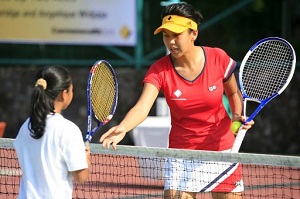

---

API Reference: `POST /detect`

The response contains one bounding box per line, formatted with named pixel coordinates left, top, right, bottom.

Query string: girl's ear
left=56, top=90, right=67, bottom=102
left=191, top=30, right=198, bottom=41
left=61, top=90, right=69, bottom=101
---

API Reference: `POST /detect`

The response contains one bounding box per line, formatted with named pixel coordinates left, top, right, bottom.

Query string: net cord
left=1, top=138, right=299, bottom=168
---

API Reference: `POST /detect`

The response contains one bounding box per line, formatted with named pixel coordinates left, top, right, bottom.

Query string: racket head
left=86, top=60, right=118, bottom=142
left=232, top=37, right=296, bottom=153
left=239, top=37, right=296, bottom=103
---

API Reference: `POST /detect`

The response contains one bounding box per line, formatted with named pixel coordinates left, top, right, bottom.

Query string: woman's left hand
left=240, top=116, right=255, bottom=130
left=232, top=115, right=255, bottom=131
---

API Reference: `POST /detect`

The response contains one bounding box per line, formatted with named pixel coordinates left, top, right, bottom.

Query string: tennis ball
left=231, top=121, right=242, bottom=134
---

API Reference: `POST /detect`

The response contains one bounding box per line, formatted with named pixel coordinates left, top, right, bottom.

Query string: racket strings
left=242, top=40, right=294, bottom=100
left=91, top=63, right=117, bottom=121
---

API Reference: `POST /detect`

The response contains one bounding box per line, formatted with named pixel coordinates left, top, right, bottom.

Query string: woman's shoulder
left=202, top=46, right=227, bottom=55
left=151, top=55, right=172, bottom=68
left=202, top=46, right=232, bottom=62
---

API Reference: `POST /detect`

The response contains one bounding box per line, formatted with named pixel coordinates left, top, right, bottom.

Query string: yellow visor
left=154, top=15, right=198, bottom=35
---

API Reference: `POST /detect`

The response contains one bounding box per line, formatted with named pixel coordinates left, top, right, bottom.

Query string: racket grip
left=85, top=140, right=90, bottom=147
left=85, top=134, right=92, bottom=142
left=230, top=127, right=248, bottom=153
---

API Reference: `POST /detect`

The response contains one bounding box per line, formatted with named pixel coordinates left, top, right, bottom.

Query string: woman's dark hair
left=161, top=3, right=203, bottom=25
left=29, top=65, right=72, bottom=139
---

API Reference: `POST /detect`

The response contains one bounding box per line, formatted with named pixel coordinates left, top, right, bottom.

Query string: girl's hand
left=85, top=146, right=91, bottom=169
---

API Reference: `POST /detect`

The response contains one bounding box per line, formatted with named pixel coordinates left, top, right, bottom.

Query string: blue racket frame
left=85, top=60, right=118, bottom=143
left=239, top=37, right=296, bottom=124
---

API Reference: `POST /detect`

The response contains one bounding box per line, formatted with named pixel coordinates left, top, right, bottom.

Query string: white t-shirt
left=14, top=113, right=88, bottom=199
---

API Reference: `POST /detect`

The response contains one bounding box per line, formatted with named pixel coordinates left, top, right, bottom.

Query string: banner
left=0, top=0, right=137, bottom=46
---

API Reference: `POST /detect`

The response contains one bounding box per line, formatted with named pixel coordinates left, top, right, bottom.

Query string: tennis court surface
left=0, top=138, right=299, bottom=199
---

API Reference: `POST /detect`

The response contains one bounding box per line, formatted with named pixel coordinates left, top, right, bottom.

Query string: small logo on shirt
left=174, top=89, right=182, bottom=97
left=208, top=85, right=217, bottom=91
left=171, top=89, right=186, bottom=100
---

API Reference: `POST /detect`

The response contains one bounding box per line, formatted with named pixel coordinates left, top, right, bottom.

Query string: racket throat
left=85, top=134, right=92, bottom=142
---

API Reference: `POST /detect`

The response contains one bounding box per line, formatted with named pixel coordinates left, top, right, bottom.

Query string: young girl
left=14, top=65, right=90, bottom=198
left=100, top=3, right=254, bottom=199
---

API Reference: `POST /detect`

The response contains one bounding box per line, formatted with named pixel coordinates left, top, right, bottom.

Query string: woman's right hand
left=100, top=126, right=127, bottom=149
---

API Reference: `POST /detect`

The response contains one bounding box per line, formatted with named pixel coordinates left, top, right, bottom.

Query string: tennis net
left=0, top=138, right=299, bottom=199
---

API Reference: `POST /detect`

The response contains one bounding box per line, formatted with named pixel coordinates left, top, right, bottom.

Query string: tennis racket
left=85, top=60, right=118, bottom=145
left=230, top=37, right=296, bottom=153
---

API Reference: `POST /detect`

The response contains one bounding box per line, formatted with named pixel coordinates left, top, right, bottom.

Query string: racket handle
left=230, top=127, right=248, bottom=153
left=85, top=140, right=90, bottom=147
left=84, top=134, right=91, bottom=146
left=85, top=134, right=92, bottom=143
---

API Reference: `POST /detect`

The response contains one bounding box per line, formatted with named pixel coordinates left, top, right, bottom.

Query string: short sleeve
left=142, top=55, right=172, bottom=91
left=216, top=48, right=237, bottom=81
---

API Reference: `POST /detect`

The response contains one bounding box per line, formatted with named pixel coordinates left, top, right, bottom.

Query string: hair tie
left=35, top=78, right=47, bottom=90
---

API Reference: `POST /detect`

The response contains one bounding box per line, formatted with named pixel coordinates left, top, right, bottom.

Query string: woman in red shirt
left=100, top=3, right=254, bottom=199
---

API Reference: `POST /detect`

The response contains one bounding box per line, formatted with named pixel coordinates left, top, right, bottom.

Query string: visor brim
left=154, top=24, right=189, bottom=35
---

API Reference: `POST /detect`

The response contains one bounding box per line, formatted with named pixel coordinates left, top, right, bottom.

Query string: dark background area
left=0, top=0, right=299, bottom=155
